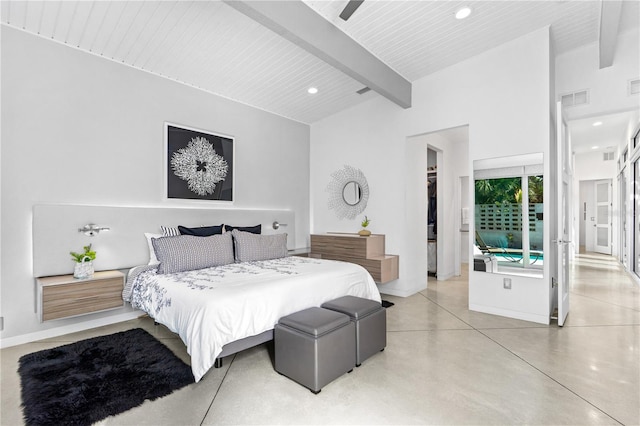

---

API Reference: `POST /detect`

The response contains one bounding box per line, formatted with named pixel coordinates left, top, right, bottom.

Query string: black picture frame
left=165, top=123, right=234, bottom=202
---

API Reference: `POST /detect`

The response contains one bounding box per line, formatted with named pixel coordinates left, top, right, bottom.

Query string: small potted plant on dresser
left=70, top=244, right=96, bottom=279
left=358, top=216, right=371, bottom=237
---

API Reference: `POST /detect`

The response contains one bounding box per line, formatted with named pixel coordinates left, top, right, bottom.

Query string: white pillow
left=145, top=227, right=180, bottom=265
left=144, top=233, right=162, bottom=265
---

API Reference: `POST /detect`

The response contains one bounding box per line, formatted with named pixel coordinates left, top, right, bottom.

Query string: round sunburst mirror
left=326, top=165, right=369, bottom=219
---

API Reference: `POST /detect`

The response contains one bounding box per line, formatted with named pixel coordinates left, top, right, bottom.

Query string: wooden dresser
left=37, top=270, right=125, bottom=322
left=310, top=233, right=399, bottom=284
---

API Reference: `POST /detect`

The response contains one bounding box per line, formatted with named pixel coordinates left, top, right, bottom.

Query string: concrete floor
left=1, top=252, right=638, bottom=425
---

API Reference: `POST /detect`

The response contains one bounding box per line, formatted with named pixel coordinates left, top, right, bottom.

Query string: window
left=474, top=153, right=544, bottom=273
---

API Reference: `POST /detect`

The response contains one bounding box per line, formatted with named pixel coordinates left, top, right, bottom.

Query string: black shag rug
left=18, top=328, right=193, bottom=426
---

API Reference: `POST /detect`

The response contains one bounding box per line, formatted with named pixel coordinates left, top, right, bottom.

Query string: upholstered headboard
left=32, top=204, right=295, bottom=277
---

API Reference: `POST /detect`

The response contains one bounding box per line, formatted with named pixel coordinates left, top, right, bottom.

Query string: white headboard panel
left=33, top=204, right=295, bottom=277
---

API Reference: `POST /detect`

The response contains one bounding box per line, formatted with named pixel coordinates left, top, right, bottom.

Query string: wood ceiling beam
left=598, top=0, right=623, bottom=69
left=223, top=0, right=412, bottom=109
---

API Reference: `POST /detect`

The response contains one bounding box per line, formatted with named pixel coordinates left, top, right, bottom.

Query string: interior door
left=634, top=159, right=640, bottom=279
left=619, top=171, right=627, bottom=267
left=594, top=180, right=612, bottom=254
left=556, top=102, right=572, bottom=326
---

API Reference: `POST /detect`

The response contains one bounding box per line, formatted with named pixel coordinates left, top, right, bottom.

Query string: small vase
left=74, top=261, right=94, bottom=279
left=358, top=229, right=371, bottom=237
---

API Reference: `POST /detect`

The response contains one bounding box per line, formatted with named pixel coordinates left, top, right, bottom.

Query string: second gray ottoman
left=275, top=307, right=356, bottom=394
left=322, top=296, right=386, bottom=366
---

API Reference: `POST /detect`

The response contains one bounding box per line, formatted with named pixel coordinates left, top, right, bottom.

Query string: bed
left=123, top=229, right=381, bottom=382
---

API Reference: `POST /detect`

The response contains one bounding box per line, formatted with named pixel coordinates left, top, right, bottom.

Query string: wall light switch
left=503, top=278, right=512, bottom=289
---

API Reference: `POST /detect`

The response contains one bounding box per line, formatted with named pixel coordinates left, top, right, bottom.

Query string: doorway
left=405, top=126, right=469, bottom=286
left=594, top=180, right=612, bottom=255
left=427, top=148, right=438, bottom=277
left=578, top=179, right=612, bottom=254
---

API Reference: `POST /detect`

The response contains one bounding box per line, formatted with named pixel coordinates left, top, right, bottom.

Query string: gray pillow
left=152, top=233, right=234, bottom=274
left=232, top=229, right=288, bottom=262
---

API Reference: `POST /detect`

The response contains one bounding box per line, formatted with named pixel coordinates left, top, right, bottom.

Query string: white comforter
left=127, top=257, right=381, bottom=382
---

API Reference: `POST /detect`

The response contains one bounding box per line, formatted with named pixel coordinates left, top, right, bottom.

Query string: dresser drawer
left=310, top=233, right=399, bottom=284
left=310, top=233, right=385, bottom=258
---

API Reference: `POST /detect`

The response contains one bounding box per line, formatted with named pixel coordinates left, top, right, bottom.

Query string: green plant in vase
left=358, top=216, right=371, bottom=237
left=70, top=244, right=96, bottom=279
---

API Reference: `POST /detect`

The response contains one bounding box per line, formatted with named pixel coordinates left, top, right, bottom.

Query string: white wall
left=556, top=28, right=640, bottom=120
left=311, top=27, right=553, bottom=323
left=0, top=27, right=310, bottom=343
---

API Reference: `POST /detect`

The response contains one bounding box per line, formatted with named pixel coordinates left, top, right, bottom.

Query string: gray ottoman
left=275, top=307, right=356, bottom=394
left=322, top=296, right=386, bottom=366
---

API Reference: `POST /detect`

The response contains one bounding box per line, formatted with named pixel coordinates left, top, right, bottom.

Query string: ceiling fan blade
left=339, top=0, right=364, bottom=21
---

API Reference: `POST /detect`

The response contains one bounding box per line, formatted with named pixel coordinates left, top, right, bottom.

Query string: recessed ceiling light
left=455, top=6, right=472, bottom=20
left=591, top=146, right=599, bottom=150
left=307, top=87, right=318, bottom=94
left=592, top=121, right=603, bottom=126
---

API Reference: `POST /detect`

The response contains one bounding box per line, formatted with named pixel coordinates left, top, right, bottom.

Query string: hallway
left=569, top=252, right=640, bottom=322
left=411, top=251, right=639, bottom=425
left=1, top=253, right=638, bottom=425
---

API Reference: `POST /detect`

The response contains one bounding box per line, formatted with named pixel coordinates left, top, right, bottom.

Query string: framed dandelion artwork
left=165, top=123, right=234, bottom=202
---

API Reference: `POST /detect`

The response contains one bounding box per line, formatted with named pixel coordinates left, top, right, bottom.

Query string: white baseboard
left=379, top=281, right=427, bottom=297
left=436, top=271, right=455, bottom=281
left=469, top=303, right=549, bottom=325
left=0, top=311, right=144, bottom=349
left=627, top=269, right=640, bottom=286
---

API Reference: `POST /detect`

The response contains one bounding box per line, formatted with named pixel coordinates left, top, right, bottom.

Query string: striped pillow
left=160, top=226, right=180, bottom=237
left=152, top=233, right=234, bottom=274
left=232, top=229, right=288, bottom=262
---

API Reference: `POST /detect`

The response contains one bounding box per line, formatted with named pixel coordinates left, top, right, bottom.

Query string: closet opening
left=406, top=125, right=469, bottom=288
left=427, top=148, right=438, bottom=277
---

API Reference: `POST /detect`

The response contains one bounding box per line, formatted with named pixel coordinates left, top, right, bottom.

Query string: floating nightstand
left=37, top=270, right=125, bottom=322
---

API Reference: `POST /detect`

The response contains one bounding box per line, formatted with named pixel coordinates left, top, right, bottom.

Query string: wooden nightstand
left=37, top=270, right=125, bottom=322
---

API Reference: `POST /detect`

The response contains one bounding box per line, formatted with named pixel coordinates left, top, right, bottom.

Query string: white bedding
left=127, top=256, right=381, bottom=382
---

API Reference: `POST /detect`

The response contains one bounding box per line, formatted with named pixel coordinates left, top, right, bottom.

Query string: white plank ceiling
left=2, top=1, right=639, bottom=124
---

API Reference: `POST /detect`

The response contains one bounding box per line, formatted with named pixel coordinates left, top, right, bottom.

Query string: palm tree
left=475, top=177, right=521, bottom=205
left=528, top=175, right=543, bottom=203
